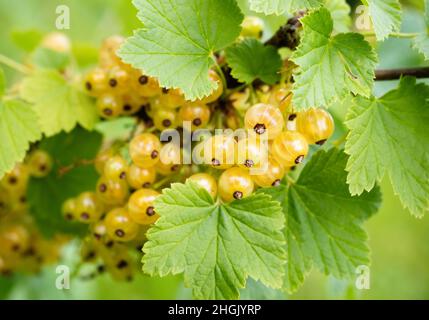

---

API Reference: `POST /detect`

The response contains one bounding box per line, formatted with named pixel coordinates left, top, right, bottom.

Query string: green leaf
left=95, top=116, right=137, bottom=141
left=248, top=0, right=323, bottom=15
left=10, top=29, right=43, bottom=52
left=20, top=70, right=98, bottom=136
left=27, top=127, right=102, bottom=237
left=226, top=38, right=282, bottom=84
left=0, top=67, right=5, bottom=98
left=412, top=0, right=429, bottom=60
left=325, top=0, right=351, bottom=33
left=142, top=181, right=286, bottom=299
left=412, top=33, right=429, bottom=60
left=291, top=8, right=377, bottom=110
left=39, top=126, right=103, bottom=166
left=0, top=275, right=17, bottom=299
left=27, top=166, right=97, bottom=237
left=0, top=100, right=41, bottom=179
left=259, top=148, right=381, bottom=293
left=118, top=0, right=243, bottom=101
left=345, top=77, right=429, bottom=217
left=240, top=279, right=285, bottom=300
left=32, top=47, right=70, bottom=70
left=366, top=0, right=402, bottom=41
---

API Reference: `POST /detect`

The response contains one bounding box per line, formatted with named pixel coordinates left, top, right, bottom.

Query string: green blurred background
left=0, top=0, right=428, bottom=299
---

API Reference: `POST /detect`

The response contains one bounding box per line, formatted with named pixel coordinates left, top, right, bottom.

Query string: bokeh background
left=0, top=0, right=428, bottom=299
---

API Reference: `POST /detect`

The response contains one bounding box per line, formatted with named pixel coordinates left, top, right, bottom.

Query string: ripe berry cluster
left=84, top=36, right=221, bottom=132
left=0, top=151, right=66, bottom=276
left=60, top=25, right=335, bottom=281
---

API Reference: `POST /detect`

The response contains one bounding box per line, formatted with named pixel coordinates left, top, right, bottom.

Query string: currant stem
left=361, top=31, right=419, bottom=39
left=0, top=53, right=32, bottom=74
left=286, top=175, right=296, bottom=185
left=332, top=132, right=348, bottom=148
left=226, top=83, right=247, bottom=95
left=212, top=56, right=228, bottom=95
left=58, top=159, right=95, bottom=176
left=152, top=174, right=176, bottom=190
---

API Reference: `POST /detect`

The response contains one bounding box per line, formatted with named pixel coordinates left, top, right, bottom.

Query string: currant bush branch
left=375, top=67, right=429, bottom=80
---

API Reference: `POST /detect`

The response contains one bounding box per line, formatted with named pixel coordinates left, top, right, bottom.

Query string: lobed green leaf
left=291, top=8, right=377, bottom=110
left=118, top=0, right=243, bottom=101
left=259, top=148, right=381, bottom=293
left=20, top=70, right=98, bottom=136
left=226, top=38, right=282, bottom=84
left=143, top=181, right=286, bottom=299
left=345, top=77, right=429, bottom=217
left=0, top=100, right=41, bottom=179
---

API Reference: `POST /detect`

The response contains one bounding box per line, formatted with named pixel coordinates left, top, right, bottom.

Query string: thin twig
left=375, top=67, right=429, bottom=81
left=58, top=159, right=95, bottom=176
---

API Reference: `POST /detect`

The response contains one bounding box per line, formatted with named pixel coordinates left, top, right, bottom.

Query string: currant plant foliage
left=291, top=7, right=377, bottom=110
left=226, top=38, right=282, bottom=84
left=1, top=0, right=429, bottom=300
left=345, top=77, right=429, bottom=217
left=20, top=70, right=98, bottom=136
left=143, top=181, right=286, bottom=299
left=118, top=0, right=244, bottom=100
left=259, top=149, right=381, bottom=292
left=0, top=100, right=41, bottom=178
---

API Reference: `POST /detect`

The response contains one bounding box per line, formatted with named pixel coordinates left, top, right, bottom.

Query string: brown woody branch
left=375, top=67, right=429, bottom=81
left=266, top=13, right=429, bottom=81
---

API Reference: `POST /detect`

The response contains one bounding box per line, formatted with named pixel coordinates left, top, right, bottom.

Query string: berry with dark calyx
left=245, top=103, right=284, bottom=140
left=133, top=72, right=161, bottom=97
left=0, top=225, right=30, bottom=256
left=96, top=94, right=123, bottom=119
left=156, top=143, right=182, bottom=176
left=127, top=189, right=160, bottom=225
left=251, top=157, right=286, bottom=188
left=237, top=137, right=268, bottom=170
left=127, top=164, right=156, bottom=190
left=153, top=108, right=177, bottom=131
left=179, top=103, right=211, bottom=130
left=240, top=16, right=264, bottom=39
left=27, top=150, right=52, bottom=178
left=91, top=220, right=108, bottom=241
left=271, top=131, right=309, bottom=167
left=202, top=134, right=237, bottom=170
left=218, top=167, right=254, bottom=202
left=121, top=94, right=146, bottom=115
left=62, top=198, right=78, bottom=221
left=96, top=177, right=129, bottom=206
left=106, top=66, right=129, bottom=93
left=84, top=68, right=108, bottom=97
left=1, top=163, right=29, bottom=192
left=105, top=208, right=139, bottom=242
left=75, top=192, right=103, bottom=224
left=295, top=108, right=335, bottom=145
left=129, top=133, right=161, bottom=168
left=104, top=155, right=129, bottom=182
left=158, top=88, right=185, bottom=109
